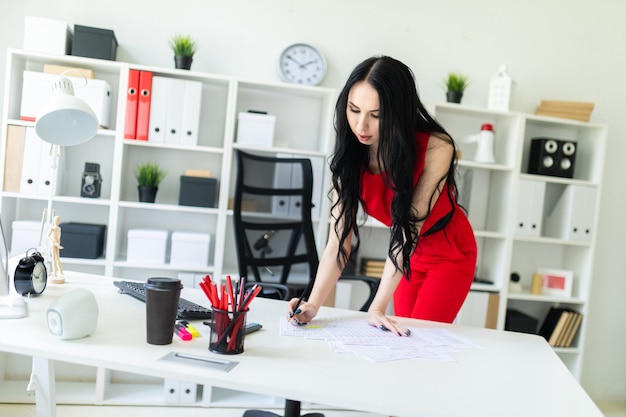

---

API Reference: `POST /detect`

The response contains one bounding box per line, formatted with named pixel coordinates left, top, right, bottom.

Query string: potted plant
left=443, top=72, right=469, bottom=103
left=134, top=162, right=166, bottom=203
left=170, top=34, right=197, bottom=70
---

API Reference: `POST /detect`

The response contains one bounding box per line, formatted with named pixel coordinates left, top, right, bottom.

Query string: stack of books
left=360, top=258, right=385, bottom=278
left=535, top=100, right=594, bottom=122
left=538, top=307, right=584, bottom=348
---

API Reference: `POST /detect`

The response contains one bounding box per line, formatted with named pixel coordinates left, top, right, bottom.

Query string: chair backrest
left=233, top=150, right=319, bottom=290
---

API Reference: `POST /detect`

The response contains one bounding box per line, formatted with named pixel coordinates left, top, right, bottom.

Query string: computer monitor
left=0, top=219, right=26, bottom=318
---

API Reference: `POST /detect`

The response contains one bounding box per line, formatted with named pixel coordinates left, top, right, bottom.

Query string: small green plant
left=443, top=72, right=469, bottom=93
left=169, top=34, right=197, bottom=57
left=134, top=162, right=166, bottom=188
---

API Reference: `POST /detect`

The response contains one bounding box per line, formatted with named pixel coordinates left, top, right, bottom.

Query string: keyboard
left=113, top=280, right=212, bottom=320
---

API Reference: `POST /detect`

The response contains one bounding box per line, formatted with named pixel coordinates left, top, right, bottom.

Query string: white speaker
left=47, top=288, right=98, bottom=340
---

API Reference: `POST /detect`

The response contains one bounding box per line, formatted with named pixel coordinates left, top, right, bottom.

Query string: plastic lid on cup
left=146, top=277, right=183, bottom=290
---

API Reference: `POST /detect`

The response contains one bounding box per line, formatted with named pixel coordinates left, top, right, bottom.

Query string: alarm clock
left=14, top=249, right=47, bottom=296
left=278, top=43, right=327, bottom=86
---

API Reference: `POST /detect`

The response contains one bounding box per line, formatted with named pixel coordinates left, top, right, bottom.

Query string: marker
left=178, top=320, right=200, bottom=337
left=175, top=323, right=192, bottom=341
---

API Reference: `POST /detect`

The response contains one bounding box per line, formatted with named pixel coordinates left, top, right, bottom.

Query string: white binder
left=515, top=179, right=546, bottom=237
left=148, top=76, right=168, bottom=143
left=19, top=127, right=42, bottom=195
left=272, top=155, right=292, bottom=216
left=545, top=185, right=597, bottom=241
left=162, top=378, right=180, bottom=404
left=180, top=80, right=202, bottom=146
left=307, top=155, right=325, bottom=220
left=457, top=167, right=491, bottom=231
left=164, top=78, right=185, bottom=145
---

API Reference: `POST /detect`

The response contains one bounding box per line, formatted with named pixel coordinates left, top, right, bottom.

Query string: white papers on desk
left=279, top=316, right=478, bottom=363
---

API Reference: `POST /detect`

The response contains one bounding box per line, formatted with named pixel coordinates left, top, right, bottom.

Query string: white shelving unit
left=0, top=49, right=606, bottom=406
left=434, top=103, right=606, bottom=380
left=0, top=48, right=338, bottom=410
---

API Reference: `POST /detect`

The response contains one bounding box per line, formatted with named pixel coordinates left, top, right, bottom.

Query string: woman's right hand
left=287, top=298, right=319, bottom=326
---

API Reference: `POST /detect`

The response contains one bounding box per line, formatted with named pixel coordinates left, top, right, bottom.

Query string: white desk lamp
left=33, top=73, right=98, bottom=283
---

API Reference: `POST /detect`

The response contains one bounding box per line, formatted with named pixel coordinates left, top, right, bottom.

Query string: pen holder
left=209, top=308, right=248, bottom=354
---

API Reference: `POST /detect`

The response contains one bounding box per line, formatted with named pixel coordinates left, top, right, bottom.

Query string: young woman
left=289, top=56, right=477, bottom=336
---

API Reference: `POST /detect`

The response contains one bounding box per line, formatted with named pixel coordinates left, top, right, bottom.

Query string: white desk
left=0, top=273, right=603, bottom=417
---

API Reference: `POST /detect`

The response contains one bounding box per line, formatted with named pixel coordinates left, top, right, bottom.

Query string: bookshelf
left=0, top=49, right=606, bottom=407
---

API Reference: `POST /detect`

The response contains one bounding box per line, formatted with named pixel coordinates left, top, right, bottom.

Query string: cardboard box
left=236, top=112, right=276, bottom=147
left=23, top=16, right=73, bottom=55
left=21, top=71, right=112, bottom=128
left=59, top=223, right=106, bottom=259
left=179, top=176, right=217, bottom=208
left=127, top=229, right=168, bottom=264
left=170, top=232, right=210, bottom=267
left=71, top=24, right=118, bottom=61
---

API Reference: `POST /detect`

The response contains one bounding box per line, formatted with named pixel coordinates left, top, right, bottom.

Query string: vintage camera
left=81, top=162, right=102, bottom=198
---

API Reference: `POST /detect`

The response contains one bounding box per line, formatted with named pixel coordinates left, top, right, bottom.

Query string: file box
left=170, top=232, right=211, bottom=267
left=178, top=176, right=218, bottom=208
left=71, top=24, right=118, bottom=61
left=21, top=71, right=112, bottom=128
left=127, top=229, right=168, bottom=264
left=23, top=16, right=73, bottom=55
left=10, top=220, right=42, bottom=257
left=236, top=112, right=276, bottom=147
left=59, top=223, right=106, bottom=259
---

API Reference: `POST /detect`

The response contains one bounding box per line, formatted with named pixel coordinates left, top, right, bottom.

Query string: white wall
left=1, top=0, right=625, bottom=403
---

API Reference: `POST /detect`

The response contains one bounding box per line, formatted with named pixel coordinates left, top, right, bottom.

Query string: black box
left=71, top=25, right=118, bottom=61
left=179, top=176, right=218, bottom=208
left=505, top=309, right=539, bottom=334
left=59, top=223, right=106, bottom=259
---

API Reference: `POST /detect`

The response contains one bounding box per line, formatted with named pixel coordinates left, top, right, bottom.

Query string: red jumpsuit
left=360, top=132, right=477, bottom=323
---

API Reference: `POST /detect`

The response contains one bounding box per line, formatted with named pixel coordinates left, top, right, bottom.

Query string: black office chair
left=233, top=150, right=377, bottom=417
left=233, top=150, right=319, bottom=299
left=244, top=281, right=290, bottom=301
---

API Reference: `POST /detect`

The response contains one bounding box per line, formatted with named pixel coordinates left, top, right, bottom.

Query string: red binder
left=136, top=71, right=153, bottom=141
left=123, top=69, right=140, bottom=139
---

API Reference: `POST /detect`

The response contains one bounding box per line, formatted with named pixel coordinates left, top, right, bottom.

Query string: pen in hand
left=289, top=279, right=315, bottom=326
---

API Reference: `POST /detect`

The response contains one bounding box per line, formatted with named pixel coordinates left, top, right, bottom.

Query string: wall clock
left=14, top=249, right=47, bottom=296
left=278, top=43, right=327, bottom=86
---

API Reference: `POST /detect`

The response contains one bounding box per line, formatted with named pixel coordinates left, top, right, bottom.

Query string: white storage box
left=23, top=16, right=73, bottom=55
left=21, top=71, right=112, bottom=128
left=126, top=229, right=168, bottom=264
left=11, top=220, right=43, bottom=257
left=236, top=112, right=276, bottom=147
left=170, top=232, right=210, bottom=267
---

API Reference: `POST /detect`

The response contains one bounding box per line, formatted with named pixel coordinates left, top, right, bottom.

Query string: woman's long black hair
left=330, top=56, right=458, bottom=278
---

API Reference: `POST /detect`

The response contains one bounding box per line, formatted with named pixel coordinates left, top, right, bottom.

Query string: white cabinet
left=433, top=103, right=606, bottom=380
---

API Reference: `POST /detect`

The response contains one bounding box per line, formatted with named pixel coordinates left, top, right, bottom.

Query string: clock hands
left=286, top=55, right=304, bottom=66
left=300, top=59, right=318, bottom=68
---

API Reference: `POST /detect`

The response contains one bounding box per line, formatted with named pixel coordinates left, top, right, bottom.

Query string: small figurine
left=47, top=215, right=65, bottom=284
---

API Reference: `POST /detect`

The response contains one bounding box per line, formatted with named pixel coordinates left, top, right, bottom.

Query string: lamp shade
left=35, top=76, right=98, bottom=146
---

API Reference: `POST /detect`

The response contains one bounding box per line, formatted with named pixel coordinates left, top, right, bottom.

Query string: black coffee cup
left=145, top=277, right=182, bottom=345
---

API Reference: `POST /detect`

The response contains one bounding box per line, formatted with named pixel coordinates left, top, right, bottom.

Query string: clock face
left=279, top=43, right=326, bottom=86
left=32, top=262, right=47, bottom=293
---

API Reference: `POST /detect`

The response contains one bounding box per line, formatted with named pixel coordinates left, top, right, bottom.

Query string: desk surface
left=0, top=273, right=602, bottom=417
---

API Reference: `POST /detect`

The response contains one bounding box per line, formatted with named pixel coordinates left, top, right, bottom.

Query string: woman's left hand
left=367, top=309, right=411, bottom=337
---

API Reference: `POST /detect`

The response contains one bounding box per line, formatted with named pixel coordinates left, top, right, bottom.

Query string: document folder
left=123, top=69, right=140, bottom=139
